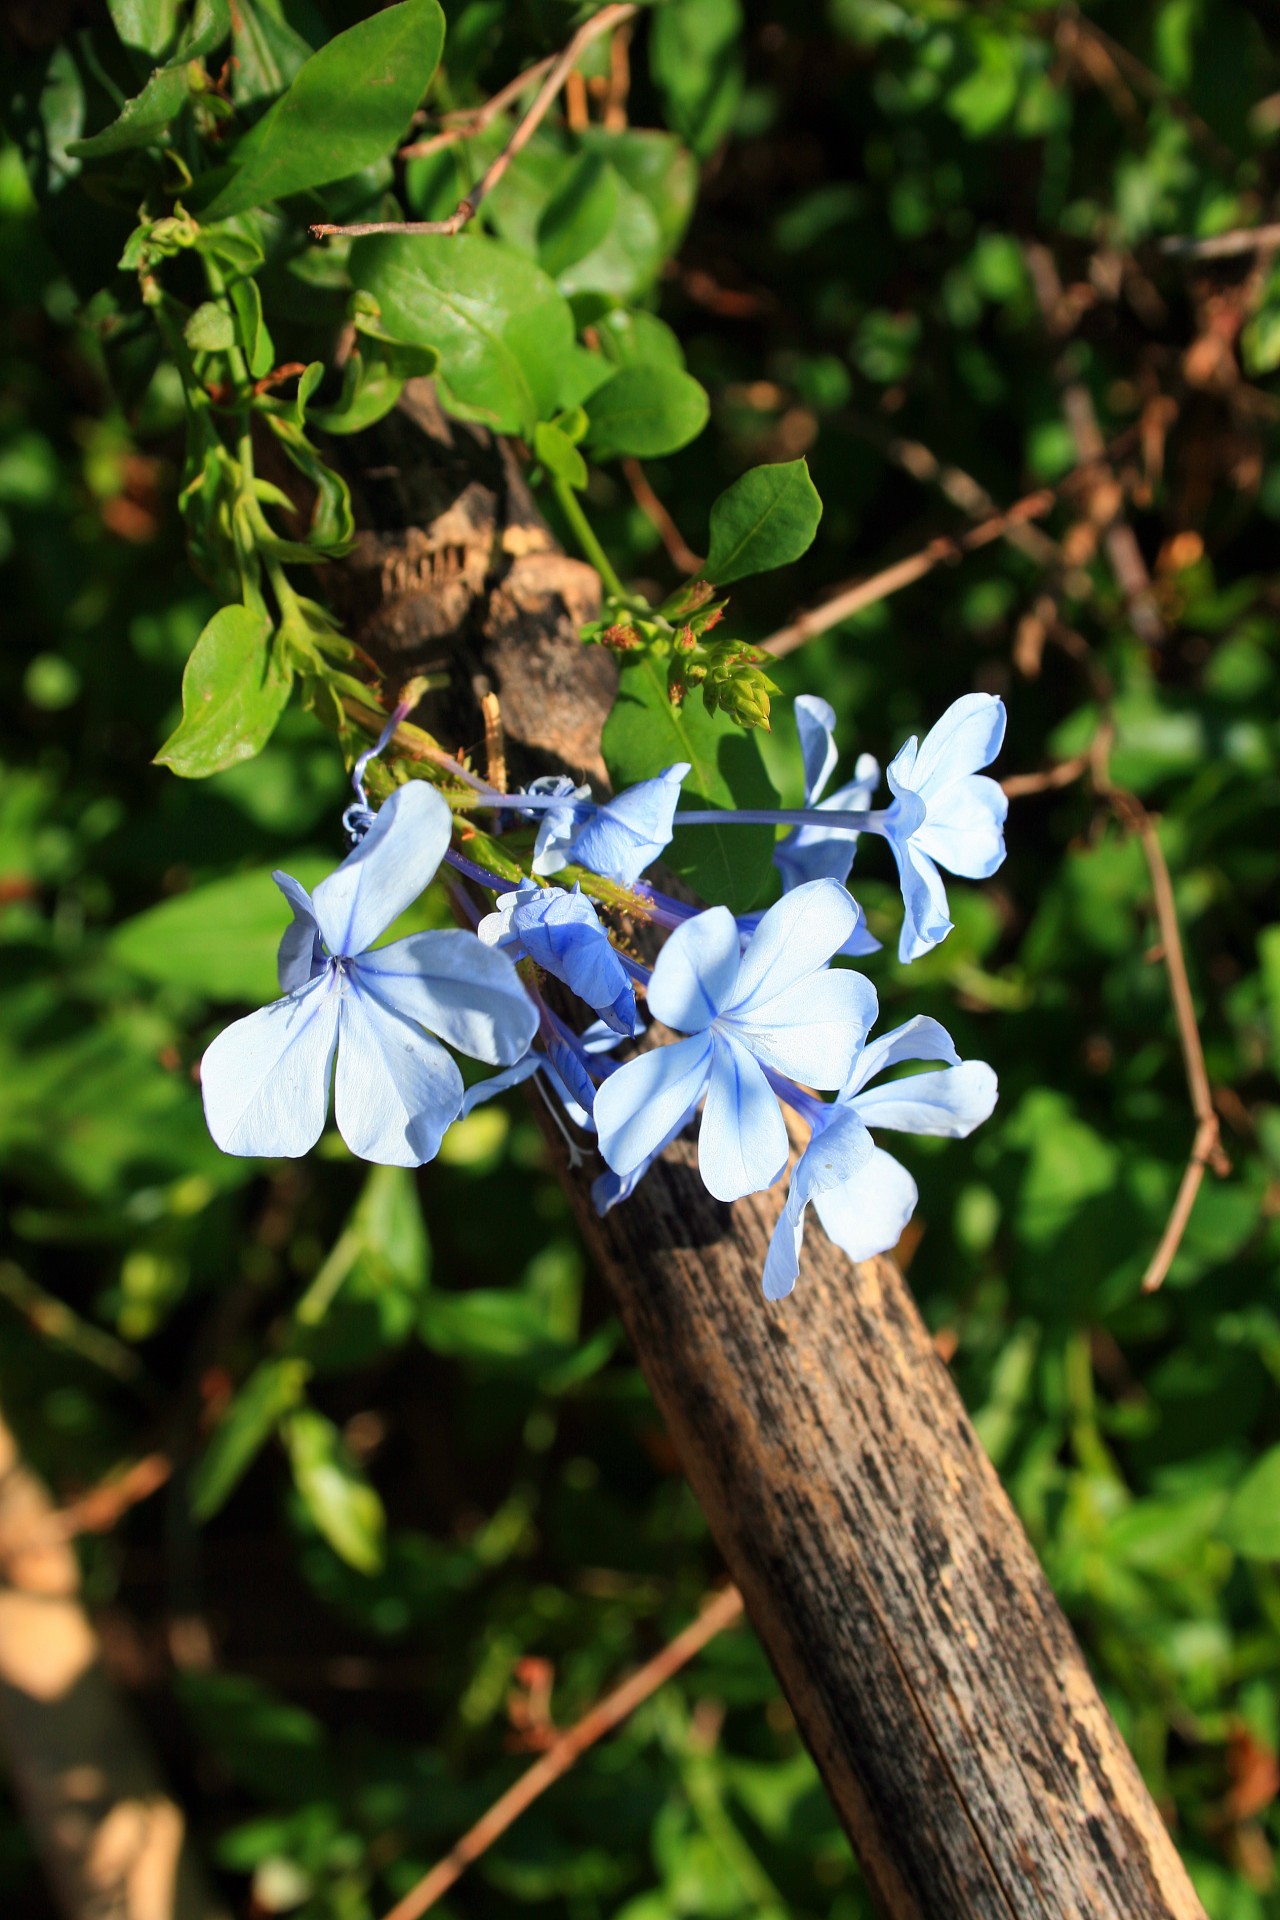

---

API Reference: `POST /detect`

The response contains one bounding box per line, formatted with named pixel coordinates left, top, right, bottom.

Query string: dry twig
left=379, top=1585, right=745, bottom=1920
left=1158, top=223, right=1280, bottom=261
left=313, top=5, right=638, bottom=242
left=622, top=458, right=704, bottom=574
left=398, top=54, right=557, bottom=161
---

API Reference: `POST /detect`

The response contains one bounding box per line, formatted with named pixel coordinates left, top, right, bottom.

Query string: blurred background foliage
left=3, top=0, right=1280, bottom=1915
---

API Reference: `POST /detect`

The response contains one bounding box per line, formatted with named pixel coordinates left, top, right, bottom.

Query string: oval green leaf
left=156, top=603, right=292, bottom=778
left=585, top=363, right=709, bottom=461
left=284, top=1409, right=386, bottom=1573
left=70, top=0, right=230, bottom=156
left=703, top=459, right=823, bottom=585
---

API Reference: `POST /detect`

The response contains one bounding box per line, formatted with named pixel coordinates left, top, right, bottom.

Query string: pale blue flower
left=568, top=762, right=691, bottom=886
left=882, top=693, right=1008, bottom=963
left=201, top=783, right=538, bottom=1166
left=776, top=695, right=881, bottom=899
left=762, top=1015, right=998, bottom=1300
left=462, top=1018, right=621, bottom=1133
left=594, top=880, right=877, bottom=1204
left=521, top=775, right=592, bottom=877
left=478, top=881, right=638, bottom=1036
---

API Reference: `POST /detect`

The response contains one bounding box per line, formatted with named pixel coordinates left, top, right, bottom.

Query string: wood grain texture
left=342, top=388, right=1208, bottom=1920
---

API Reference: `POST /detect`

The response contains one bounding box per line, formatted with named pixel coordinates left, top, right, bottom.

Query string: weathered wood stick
left=342, top=387, right=1208, bottom=1920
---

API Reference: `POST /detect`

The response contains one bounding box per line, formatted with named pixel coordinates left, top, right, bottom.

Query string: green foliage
left=703, top=460, right=823, bottom=586
left=584, top=362, right=710, bottom=460
left=155, top=603, right=291, bottom=776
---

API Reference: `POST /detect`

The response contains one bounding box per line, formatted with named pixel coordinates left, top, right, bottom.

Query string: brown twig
left=1057, top=11, right=1239, bottom=175
left=1158, top=223, right=1280, bottom=261
left=622, top=458, right=704, bottom=574
left=759, top=487, right=1058, bottom=658
left=397, top=54, right=558, bottom=160
left=43, top=1453, right=171, bottom=1545
left=1025, top=242, right=1166, bottom=646
left=1001, top=752, right=1092, bottom=799
left=313, top=5, right=638, bottom=242
left=379, top=1585, right=745, bottom=1920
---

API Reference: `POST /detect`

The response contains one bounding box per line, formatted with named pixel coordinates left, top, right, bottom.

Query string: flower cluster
left=200, top=693, right=1007, bottom=1298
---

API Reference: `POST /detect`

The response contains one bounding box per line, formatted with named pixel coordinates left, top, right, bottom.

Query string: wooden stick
left=1158, top=222, right=1280, bottom=260
left=313, top=5, right=638, bottom=242
left=379, top=1586, right=744, bottom=1920
left=759, top=487, right=1057, bottom=658
left=397, top=54, right=557, bottom=161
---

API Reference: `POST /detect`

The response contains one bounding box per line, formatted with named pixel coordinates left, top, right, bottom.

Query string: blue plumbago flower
left=882, top=693, right=1008, bottom=963
left=775, top=695, right=881, bottom=902
left=478, top=880, right=638, bottom=1036
left=521, top=776, right=593, bottom=877
left=463, top=1019, right=621, bottom=1133
left=201, top=783, right=538, bottom=1166
left=762, top=1014, right=998, bottom=1300
left=594, top=879, right=877, bottom=1205
left=567, top=762, right=691, bottom=886
left=593, top=1096, right=700, bottom=1216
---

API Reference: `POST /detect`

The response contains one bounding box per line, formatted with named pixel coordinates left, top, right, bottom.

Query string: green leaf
left=649, top=0, right=745, bottom=159
left=185, top=300, right=236, bottom=353
left=418, top=1290, right=569, bottom=1366
left=702, top=460, right=823, bottom=585
left=533, top=420, right=587, bottom=490
left=595, top=308, right=686, bottom=371
left=350, top=232, right=576, bottom=437
left=584, top=363, right=709, bottom=460
left=110, top=857, right=329, bottom=1002
left=577, top=128, right=698, bottom=254
left=155, top=604, right=292, bottom=778
left=1220, top=1446, right=1280, bottom=1560
left=230, top=0, right=313, bottom=109
left=109, top=0, right=182, bottom=58
left=283, top=1409, right=386, bottom=1573
left=537, top=151, right=619, bottom=279
left=190, top=1358, right=310, bottom=1520
left=69, top=0, right=230, bottom=157
left=602, top=654, right=777, bottom=911
left=200, top=0, right=445, bottom=218
left=229, top=276, right=275, bottom=378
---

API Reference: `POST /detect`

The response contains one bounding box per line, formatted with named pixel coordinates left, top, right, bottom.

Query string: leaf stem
left=550, top=476, right=629, bottom=602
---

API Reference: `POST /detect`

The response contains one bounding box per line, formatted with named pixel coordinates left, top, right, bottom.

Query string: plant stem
left=551, top=477, right=629, bottom=601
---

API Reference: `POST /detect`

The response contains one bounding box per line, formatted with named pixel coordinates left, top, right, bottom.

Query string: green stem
left=551, top=476, right=628, bottom=601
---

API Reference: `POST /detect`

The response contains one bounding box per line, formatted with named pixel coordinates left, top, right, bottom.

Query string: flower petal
left=697, top=1034, right=788, bottom=1203
left=646, top=905, right=742, bottom=1032
left=568, top=763, right=690, bottom=886
left=909, top=692, right=1006, bottom=795
left=762, top=1106, right=874, bottom=1300
left=592, top=1097, right=700, bottom=1215
left=728, top=879, right=858, bottom=1014
left=334, top=986, right=463, bottom=1166
left=812, top=1144, right=919, bottom=1265
left=729, top=968, right=877, bottom=1089
left=594, top=1032, right=713, bottom=1177
left=794, top=694, right=839, bottom=804
left=356, top=930, right=538, bottom=1066
left=913, top=773, right=1008, bottom=879
left=775, top=754, right=881, bottom=894
left=850, top=1060, right=998, bottom=1137
left=844, top=1014, right=961, bottom=1098
left=274, top=870, right=323, bottom=992
left=311, top=782, right=451, bottom=958
left=201, top=974, right=339, bottom=1158
left=889, top=838, right=952, bottom=963
left=461, top=1055, right=543, bottom=1116
left=491, top=884, right=637, bottom=1036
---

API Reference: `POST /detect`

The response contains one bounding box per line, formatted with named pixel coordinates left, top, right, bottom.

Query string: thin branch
left=622, top=457, right=704, bottom=575
left=1056, top=10, right=1239, bottom=175
left=45, top=1453, right=171, bottom=1545
left=379, top=1585, right=745, bottom=1920
left=314, top=5, right=638, bottom=243
left=1158, top=222, right=1280, bottom=261
left=1025, top=242, right=1166, bottom=647
left=398, top=54, right=557, bottom=161
left=759, top=487, right=1058, bottom=659
left=1001, top=752, right=1092, bottom=799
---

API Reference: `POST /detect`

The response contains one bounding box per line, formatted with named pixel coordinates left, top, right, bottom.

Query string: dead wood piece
left=0, top=1408, right=227, bottom=1920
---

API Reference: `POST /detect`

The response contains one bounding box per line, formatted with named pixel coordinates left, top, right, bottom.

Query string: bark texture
left=0, top=1408, right=227, bottom=1920
left=339, top=387, right=1208, bottom=1920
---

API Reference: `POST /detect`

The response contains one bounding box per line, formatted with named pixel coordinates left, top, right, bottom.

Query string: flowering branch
left=378, top=1585, right=745, bottom=1920
left=312, top=4, right=639, bottom=243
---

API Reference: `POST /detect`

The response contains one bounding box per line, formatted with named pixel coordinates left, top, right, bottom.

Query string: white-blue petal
left=334, top=986, right=462, bottom=1166
left=812, top=1144, right=918, bottom=1265
left=201, top=973, right=339, bottom=1158
left=794, top=694, right=839, bottom=804
left=646, top=905, right=741, bottom=1033
left=729, top=968, right=877, bottom=1089
left=274, top=870, right=323, bottom=992
left=594, top=1032, right=713, bottom=1177
left=311, top=782, right=451, bottom=958
left=728, top=879, right=857, bottom=1015
left=889, top=838, right=952, bottom=963
left=697, top=1034, right=788, bottom=1203
left=913, top=773, right=1008, bottom=879
left=355, top=931, right=538, bottom=1066
left=461, top=1055, right=544, bottom=1115
left=849, top=1060, right=998, bottom=1137
left=910, top=692, right=1006, bottom=795
left=761, top=1106, right=874, bottom=1300
left=843, top=1014, right=961, bottom=1099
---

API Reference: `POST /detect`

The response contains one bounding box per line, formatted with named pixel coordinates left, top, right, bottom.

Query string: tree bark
left=340, top=387, right=1209, bottom=1920
left=0, top=1408, right=228, bottom=1920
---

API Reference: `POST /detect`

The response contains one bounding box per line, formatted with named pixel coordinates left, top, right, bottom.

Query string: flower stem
left=675, top=807, right=887, bottom=833
left=551, top=477, right=629, bottom=602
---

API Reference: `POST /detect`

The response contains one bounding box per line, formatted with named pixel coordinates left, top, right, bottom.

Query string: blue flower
left=520, top=776, right=593, bottom=877
left=762, top=1015, right=998, bottom=1300
left=478, top=881, right=638, bottom=1036
left=594, top=880, right=877, bottom=1204
left=568, top=762, right=691, bottom=887
left=882, top=693, right=1008, bottom=963
left=201, top=783, right=538, bottom=1166
left=463, top=1018, right=621, bottom=1134
left=776, top=695, right=881, bottom=901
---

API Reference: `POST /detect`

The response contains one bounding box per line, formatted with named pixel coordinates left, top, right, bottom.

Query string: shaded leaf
left=703, top=460, right=823, bottom=585
left=155, top=604, right=292, bottom=777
